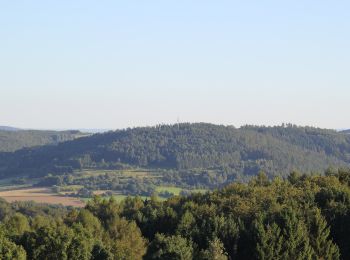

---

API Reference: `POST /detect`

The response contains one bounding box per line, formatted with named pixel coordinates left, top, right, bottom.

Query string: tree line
left=1, top=123, right=350, bottom=182
left=1, top=167, right=350, bottom=259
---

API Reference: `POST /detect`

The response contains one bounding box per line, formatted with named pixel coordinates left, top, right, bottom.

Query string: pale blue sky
left=1, top=1, right=349, bottom=129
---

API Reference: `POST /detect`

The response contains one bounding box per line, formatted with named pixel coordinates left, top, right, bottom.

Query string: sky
left=0, top=1, right=349, bottom=130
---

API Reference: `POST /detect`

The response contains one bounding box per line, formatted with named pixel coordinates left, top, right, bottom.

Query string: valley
left=0, top=123, right=349, bottom=206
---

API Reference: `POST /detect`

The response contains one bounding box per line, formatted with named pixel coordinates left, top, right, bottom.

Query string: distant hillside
left=0, top=129, right=88, bottom=152
left=342, top=129, right=350, bottom=134
left=0, top=123, right=349, bottom=180
left=0, top=126, right=20, bottom=131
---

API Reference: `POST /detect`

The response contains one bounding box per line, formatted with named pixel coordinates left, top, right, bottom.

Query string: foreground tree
left=255, top=220, right=283, bottom=260
left=308, top=209, right=340, bottom=260
left=199, top=237, right=228, bottom=260
left=280, top=209, right=314, bottom=260
left=106, top=217, right=147, bottom=260
left=0, top=226, right=26, bottom=260
left=145, top=233, right=193, bottom=260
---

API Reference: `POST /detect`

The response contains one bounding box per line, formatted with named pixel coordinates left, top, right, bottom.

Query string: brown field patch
left=0, top=188, right=85, bottom=207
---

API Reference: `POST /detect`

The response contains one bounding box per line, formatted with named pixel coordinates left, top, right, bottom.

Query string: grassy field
left=155, top=186, right=183, bottom=195
left=76, top=169, right=155, bottom=178
left=56, top=185, right=85, bottom=196
left=191, top=188, right=208, bottom=193
left=155, top=186, right=208, bottom=196
left=0, top=184, right=200, bottom=207
left=0, top=168, right=208, bottom=207
left=57, top=185, right=84, bottom=191
left=0, top=186, right=160, bottom=207
left=81, top=194, right=155, bottom=203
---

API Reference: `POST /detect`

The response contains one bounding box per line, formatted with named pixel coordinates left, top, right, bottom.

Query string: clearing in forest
left=0, top=188, right=85, bottom=207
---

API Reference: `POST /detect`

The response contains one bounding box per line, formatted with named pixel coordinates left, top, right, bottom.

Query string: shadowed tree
left=280, top=209, right=313, bottom=260
left=308, top=209, right=340, bottom=260
left=254, top=217, right=283, bottom=260
left=199, top=237, right=228, bottom=260
left=145, top=233, right=193, bottom=260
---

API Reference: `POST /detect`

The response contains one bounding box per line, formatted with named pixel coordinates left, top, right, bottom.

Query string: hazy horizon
left=1, top=1, right=349, bottom=129
left=1, top=122, right=348, bottom=133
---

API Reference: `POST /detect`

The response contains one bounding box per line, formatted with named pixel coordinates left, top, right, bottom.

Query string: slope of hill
left=0, top=126, right=20, bottom=131
left=0, top=129, right=88, bottom=152
left=341, top=129, right=350, bottom=134
left=0, top=123, right=349, bottom=181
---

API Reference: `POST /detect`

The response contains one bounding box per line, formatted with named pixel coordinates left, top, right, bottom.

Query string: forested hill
left=0, top=129, right=88, bottom=152
left=1, top=123, right=350, bottom=180
left=0, top=126, right=20, bottom=131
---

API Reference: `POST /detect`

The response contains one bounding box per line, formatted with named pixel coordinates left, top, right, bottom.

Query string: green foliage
left=4, top=213, right=30, bottom=237
left=85, top=197, right=147, bottom=259
left=20, top=225, right=70, bottom=259
left=255, top=218, right=284, bottom=260
left=0, top=129, right=84, bottom=152
left=279, top=209, right=314, bottom=260
left=0, top=226, right=26, bottom=260
left=308, top=208, right=340, bottom=260
left=106, top=218, right=147, bottom=260
left=199, top=237, right=228, bottom=260
left=1, top=124, right=350, bottom=183
left=176, top=211, right=196, bottom=238
left=91, top=242, right=112, bottom=260
left=76, top=209, right=103, bottom=237
left=0, top=168, right=348, bottom=259
left=145, top=233, right=193, bottom=260
left=66, top=224, right=95, bottom=260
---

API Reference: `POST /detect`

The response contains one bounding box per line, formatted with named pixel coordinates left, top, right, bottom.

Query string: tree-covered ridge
left=1, top=123, right=350, bottom=180
left=0, top=126, right=20, bottom=131
left=0, top=129, right=87, bottom=152
left=0, top=168, right=350, bottom=259
left=341, top=129, right=350, bottom=134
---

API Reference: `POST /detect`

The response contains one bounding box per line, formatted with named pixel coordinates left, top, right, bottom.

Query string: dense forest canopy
left=0, top=123, right=349, bottom=182
left=0, top=168, right=350, bottom=259
left=0, top=129, right=87, bottom=152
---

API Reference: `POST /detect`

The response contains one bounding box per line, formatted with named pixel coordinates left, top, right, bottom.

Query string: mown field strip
left=0, top=187, right=85, bottom=207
